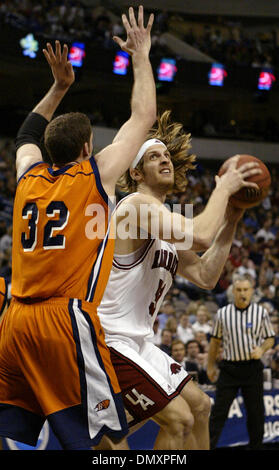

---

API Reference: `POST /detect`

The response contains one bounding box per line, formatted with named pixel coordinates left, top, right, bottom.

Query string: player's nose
left=160, top=153, right=170, bottom=163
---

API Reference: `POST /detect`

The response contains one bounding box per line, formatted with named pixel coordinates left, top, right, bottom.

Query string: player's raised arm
left=15, top=41, right=75, bottom=181
left=95, top=6, right=157, bottom=195
left=191, top=155, right=262, bottom=250
left=114, top=156, right=262, bottom=250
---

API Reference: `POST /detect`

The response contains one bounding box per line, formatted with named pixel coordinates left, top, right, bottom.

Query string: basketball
left=218, top=154, right=271, bottom=209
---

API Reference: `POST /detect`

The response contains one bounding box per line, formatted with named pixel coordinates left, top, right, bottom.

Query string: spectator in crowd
left=159, top=328, right=173, bottom=356
left=171, top=339, right=187, bottom=366
left=157, top=300, right=176, bottom=329
left=196, top=351, right=211, bottom=385
left=165, top=315, right=178, bottom=339
left=236, top=256, right=257, bottom=280
left=229, top=244, right=242, bottom=268
left=192, top=304, right=212, bottom=336
left=184, top=339, right=210, bottom=385
left=177, top=339, right=199, bottom=383
left=185, top=301, right=200, bottom=324
left=176, top=312, right=195, bottom=344
left=256, top=218, right=276, bottom=243
left=194, top=331, right=209, bottom=353
left=259, top=259, right=275, bottom=287
left=185, top=339, right=203, bottom=369
left=0, top=224, right=12, bottom=252
left=170, top=339, right=211, bottom=385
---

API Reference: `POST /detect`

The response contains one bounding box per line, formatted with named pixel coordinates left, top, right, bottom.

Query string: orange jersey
left=12, top=157, right=114, bottom=305
left=0, top=277, right=7, bottom=315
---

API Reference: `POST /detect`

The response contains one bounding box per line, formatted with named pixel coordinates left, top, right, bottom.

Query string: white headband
left=131, top=138, right=167, bottom=169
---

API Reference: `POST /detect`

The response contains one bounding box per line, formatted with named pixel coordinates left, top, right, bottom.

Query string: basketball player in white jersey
left=97, top=111, right=262, bottom=450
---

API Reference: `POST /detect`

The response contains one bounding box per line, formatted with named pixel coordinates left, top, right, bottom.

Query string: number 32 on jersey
left=21, top=201, right=69, bottom=251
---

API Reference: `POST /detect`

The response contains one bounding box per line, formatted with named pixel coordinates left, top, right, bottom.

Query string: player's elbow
left=194, top=235, right=212, bottom=252
left=199, top=274, right=216, bottom=290
left=188, top=276, right=216, bottom=291
left=208, top=281, right=217, bottom=290
left=202, top=280, right=216, bottom=291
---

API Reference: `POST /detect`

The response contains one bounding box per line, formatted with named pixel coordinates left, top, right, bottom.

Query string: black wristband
left=15, top=112, right=49, bottom=151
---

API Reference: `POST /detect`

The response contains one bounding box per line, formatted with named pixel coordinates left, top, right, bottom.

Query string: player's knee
left=192, top=392, right=211, bottom=421
left=167, top=409, right=194, bottom=437
left=181, top=410, right=194, bottom=438
left=182, top=411, right=195, bottom=437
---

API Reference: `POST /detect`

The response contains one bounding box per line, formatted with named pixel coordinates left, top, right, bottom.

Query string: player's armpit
left=16, top=144, right=43, bottom=181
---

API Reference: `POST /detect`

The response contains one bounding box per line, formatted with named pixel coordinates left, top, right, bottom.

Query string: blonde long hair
left=117, top=110, right=196, bottom=194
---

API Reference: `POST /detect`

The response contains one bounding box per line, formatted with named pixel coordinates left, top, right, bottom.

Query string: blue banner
left=209, top=388, right=279, bottom=447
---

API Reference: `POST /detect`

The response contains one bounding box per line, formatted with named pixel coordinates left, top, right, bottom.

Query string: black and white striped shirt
left=212, top=303, right=275, bottom=361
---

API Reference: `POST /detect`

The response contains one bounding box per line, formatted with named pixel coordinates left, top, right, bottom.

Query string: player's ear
left=130, top=167, right=143, bottom=182
left=82, top=142, right=90, bottom=158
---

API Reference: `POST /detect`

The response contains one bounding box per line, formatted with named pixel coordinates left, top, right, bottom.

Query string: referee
left=207, top=274, right=275, bottom=450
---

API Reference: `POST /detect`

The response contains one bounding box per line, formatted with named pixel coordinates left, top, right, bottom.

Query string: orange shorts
left=0, top=297, right=128, bottom=449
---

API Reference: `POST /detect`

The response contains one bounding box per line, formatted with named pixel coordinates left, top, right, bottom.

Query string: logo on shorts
left=170, top=363, right=181, bottom=374
left=95, top=399, right=110, bottom=412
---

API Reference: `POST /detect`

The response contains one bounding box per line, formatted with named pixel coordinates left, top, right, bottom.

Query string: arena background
left=0, top=0, right=279, bottom=451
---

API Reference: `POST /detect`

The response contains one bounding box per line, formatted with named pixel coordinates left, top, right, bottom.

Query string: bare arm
left=207, top=337, right=222, bottom=383
left=177, top=205, right=243, bottom=289
left=192, top=155, right=262, bottom=251
left=16, top=41, right=75, bottom=180
left=115, top=171, right=255, bottom=251
left=95, top=6, right=157, bottom=195
left=251, top=337, right=275, bottom=359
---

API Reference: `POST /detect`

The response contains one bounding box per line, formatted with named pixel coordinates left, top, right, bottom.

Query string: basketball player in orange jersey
left=0, top=6, right=157, bottom=450
left=97, top=110, right=263, bottom=450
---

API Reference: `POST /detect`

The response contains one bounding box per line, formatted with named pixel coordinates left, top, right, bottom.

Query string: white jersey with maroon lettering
left=97, top=229, right=178, bottom=342
left=97, top=196, right=191, bottom=424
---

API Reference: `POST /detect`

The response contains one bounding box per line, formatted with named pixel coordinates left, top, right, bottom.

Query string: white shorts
left=108, top=338, right=192, bottom=424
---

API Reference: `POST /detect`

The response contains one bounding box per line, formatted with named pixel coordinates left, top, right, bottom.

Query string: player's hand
left=251, top=346, right=263, bottom=359
left=113, top=5, right=154, bottom=57
left=207, top=365, right=219, bottom=383
left=43, top=40, right=75, bottom=90
left=215, top=155, right=262, bottom=196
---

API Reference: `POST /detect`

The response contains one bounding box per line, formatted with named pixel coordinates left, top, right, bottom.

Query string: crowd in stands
left=160, top=10, right=279, bottom=69
left=1, top=133, right=278, bottom=388
left=0, top=0, right=169, bottom=56
left=1, top=1, right=279, bottom=144
left=0, top=0, right=123, bottom=48
left=1, top=1, right=278, bottom=68
left=182, top=21, right=277, bottom=69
